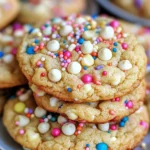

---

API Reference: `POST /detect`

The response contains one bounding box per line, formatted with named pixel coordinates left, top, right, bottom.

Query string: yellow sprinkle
left=14, top=102, right=26, bottom=113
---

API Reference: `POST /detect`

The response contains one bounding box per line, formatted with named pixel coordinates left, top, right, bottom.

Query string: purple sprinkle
left=134, top=0, right=143, bottom=9
left=63, top=60, right=67, bottom=63
left=39, top=64, right=43, bottom=68
left=29, top=109, right=33, bottom=114
left=13, top=23, right=22, bottom=30
left=95, top=65, right=104, bottom=70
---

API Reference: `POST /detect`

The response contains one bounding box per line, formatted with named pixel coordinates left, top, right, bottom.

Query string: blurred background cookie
left=17, top=0, right=86, bottom=26
left=0, top=0, right=20, bottom=29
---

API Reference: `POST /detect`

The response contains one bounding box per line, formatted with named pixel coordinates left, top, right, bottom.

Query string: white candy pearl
left=83, top=84, right=92, bottom=93
left=18, top=115, right=30, bottom=127
left=43, top=26, right=52, bottom=36
left=19, top=90, right=31, bottom=102
left=65, top=110, right=78, bottom=120
left=118, top=60, right=132, bottom=70
left=100, top=26, right=114, bottom=39
left=98, top=48, right=112, bottom=61
left=3, top=54, right=14, bottom=63
left=48, top=69, right=62, bottom=82
left=83, top=30, right=95, bottom=40
left=38, top=122, right=50, bottom=134
left=68, top=44, right=76, bottom=51
left=81, top=41, right=93, bottom=54
left=47, top=40, right=60, bottom=52
left=34, top=107, right=47, bottom=118
left=81, top=54, right=94, bottom=67
left=57, top=115, right=68, bottom=124
left=49, top=97, right=59, bottom=106
left=67, top=61, right=81, bottom=74
left=62, top=123, right=76, bottom=135
left=60, top=25, right=73, bottom=36
left=75, top=17, right=86, bottom=24
left=98, top=123, right=109, bottom=131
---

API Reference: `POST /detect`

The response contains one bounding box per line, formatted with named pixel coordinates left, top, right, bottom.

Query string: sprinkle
left=109, top=110, right=115, bottom=115
left=113, top=42, right=118, bottom=46
left=41, top=72, right=46, bottom=77
left=121, top=43, right=128, bottom=50
left=0, top=51, right=4, bottom=58
left=140, top=121, right=148, bottom=129
left=83, top=66, right=88, bottom=70
left=67, top=87, right=72, bottom=92
left=96, top=142, right=108, bottom=150
left=19, top=129, right=25, bottom=135
left=102, top=71, right=107, bottom=76
left=112, top=47, right=117, bottom=52
left=110, top=124, right=117, bottom=130
left=95, top=65, right=104, bottom=70
left=81, top=74, right=93, bottom=84
left=34, top=39, right=39, bottom=43
left=26, top=46, right=35, bottom=55
left=78, top=38, right=85, bottom=44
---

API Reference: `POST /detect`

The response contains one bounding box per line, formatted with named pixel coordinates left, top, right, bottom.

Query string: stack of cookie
left=2, top=15, right=149, bottom=150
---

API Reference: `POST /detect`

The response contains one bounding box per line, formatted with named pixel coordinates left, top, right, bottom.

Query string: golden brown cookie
left=0, top=23, right=34, bottom=88
left=33, top=80, right=146, bottom=123
left=112, top=0, right=150, bottom=19
left=3, top=88, right=149, bottom=150
left=0, top=0, right=20, bottom=29
left=17, top=0, right=85, bottom=26
left=17, top=15, right=147, bottom=102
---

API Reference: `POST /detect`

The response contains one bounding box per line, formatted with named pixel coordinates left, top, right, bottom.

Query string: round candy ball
left=14, top=102, right=26, bottom=113
left=61, top=122, right=76, bottom=135
left=51, top=128, right=61, bottom=137
left=81, top=74, right=93, bottom=84
left=96, top=142, right=108, bottom=150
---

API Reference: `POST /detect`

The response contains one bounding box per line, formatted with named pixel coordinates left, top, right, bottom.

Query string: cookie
left=119, top=21, right=150, bottom=72
left=112, top=0, right=150, bottom=19
left=0, top=23, right=34, bottom=88
left=17, top=0, right=85, bottom=26
left=3, top=88, right=149, bottom=150
left=0, top=0, right=20, bottom=29
left=33, top=80, right=146, bottom=123
left=17, top=15, right=147, bottom=102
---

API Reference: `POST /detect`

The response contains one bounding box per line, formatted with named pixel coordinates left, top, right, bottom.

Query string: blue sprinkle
left=107, top=130, right=111, bottom=133
left=112, top=47, right=117, bottom=52
left=63, top=40, right=66, bottom=44
left=121, top=116, right=129, bottom=123
left=84, top=27, right=88, bottom=31
left=96, top=142, right=108, bottom=150
left=26, top=46, right=35, bottom=55
left=78, top=38, right=85, bottom=44
left=28, top=28, right=34, bottom=34
left=124, top=100, right=128, bottom=104
left=67, top=88, right=72, bottom=92
left=95, top=65, right=104, bottom=70
left=113, top=42, right=118, bottom=46
left=83, top=66, right=87, bottom=70
left=119, top=121, right=125, bottom=127
left=93, top=56, right=97, bottom=60
left=42, top=115, right=46, bottom=119
left=86, top=144, right=90, bottom=147
left=55, top=53, right=59, bottom=57
left=91, top=14, right=98, bottom=19
left=0, top=51, right=4, bottom=58
left=34, top=39, right=39, bottom=43
left=9, top=95, right=16, bottom=99
left=50, top=116, right=57, bottom=122
left=44, top=24, right=49, bottom=27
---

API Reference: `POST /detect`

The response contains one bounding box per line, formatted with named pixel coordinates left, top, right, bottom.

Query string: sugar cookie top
left=18, top=15, right=146, bottom=102
left=3, top=88, right=149, bottom=150
left=0, top=23, right=33, bottom=88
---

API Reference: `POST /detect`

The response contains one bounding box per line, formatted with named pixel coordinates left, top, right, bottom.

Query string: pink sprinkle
left=61, top=63, right=65, bottom=66
left=109, top=110, right=115, bottom=115
left=51, top=128, right=61, bottom=137
left=41, top=26, right=45, bottom=30
left=122, top=43, right=128, bottom=50
left=15, top=121, right=19, bottom=126
left=126, top=100, right=133, bottom=109
left=110, top=124, right=117, bottom=130
left=36, top=61, right=41, bottom=66
left=79, top=123, right=84, bottom=127
left=85, top=148, right=90, bottom=150
left=39, top=118, right=44, bottom=123
left=81, top=74, right=93, bottom=84
left=67, top=59, right=71, bottom=63
left=64, top=63, right=68, bottom=68
left=140, top=121, right=148, bottom=129
left=60, top=54, right=63, bottom=58
left=40, top=43, right=44, bottom=46
left=63, top=51, right=71, bottom=58
left=102, top=71, right=107, bottom=76
left=19, top=129, right=25, bottom=135
left=78, top=131, right=81, bottom=134
left=110, top=20, right=119, bottom=28
left=11, top=48, right=17, bottom=55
